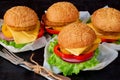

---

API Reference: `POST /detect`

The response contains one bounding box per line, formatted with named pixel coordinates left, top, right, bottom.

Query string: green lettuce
left=0, top=39, right=26, bottom=49
left=48, top=40, right=100, bottom=76
left=114, top=39, right=120, bottom=44
left=86, top=17, right=91, bottom=23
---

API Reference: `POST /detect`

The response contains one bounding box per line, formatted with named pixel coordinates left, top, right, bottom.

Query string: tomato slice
left=101, top=38, right=117, bottom=43
left=37, top=22, right=45, bottom=38
left=54, top=44, right=94, bottom=63
left=45, top=28, right=60, bottom=34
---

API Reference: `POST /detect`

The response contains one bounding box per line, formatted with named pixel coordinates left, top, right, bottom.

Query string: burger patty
left=94, top=25, right=120, bottom=35
left=42, top=14, right=73, bottom=26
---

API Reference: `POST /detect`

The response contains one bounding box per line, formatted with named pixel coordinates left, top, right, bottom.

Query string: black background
left=0, top=0, right=120, bottom=80
left=0, top=0, right=120, bottom=18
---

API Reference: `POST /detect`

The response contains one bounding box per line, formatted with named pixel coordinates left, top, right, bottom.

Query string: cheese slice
left=65, top=38, right=101, bottom=56
left=94, top=38, right=101, bottom=44
left=7, top=22, right=40, bottom=44
left=2, top=24, right=13, bottom=38
left=87, top=23, right=102, bottom=35
left=52, top=26, right=63, bottom=31
left=65, top=47, right=88, bottom=56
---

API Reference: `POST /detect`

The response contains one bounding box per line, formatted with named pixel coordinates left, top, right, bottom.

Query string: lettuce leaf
left=0, top=39, right=26, bottom=49
left=86, top=17, right=91, bottom=23
left=48, top=40, right=100, bottom=76
left=114, top=39, right=120, bottom=44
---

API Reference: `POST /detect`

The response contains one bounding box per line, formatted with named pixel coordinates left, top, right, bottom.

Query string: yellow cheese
left=65, top=47, right=87, bottom=56
left=2, top=24, right=13, bottom=38
left=65, top=38, right=101, bottom=56
left=7, top=22, right=40, bottom=44
left=87, top=23, right=102, bottom=35
left=94, top=38, right=101, bottom=44
left=52, top=26, right=63, bottom=31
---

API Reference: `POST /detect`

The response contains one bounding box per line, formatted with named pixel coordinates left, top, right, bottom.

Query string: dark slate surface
left=0, top=0, right=120, bottom=80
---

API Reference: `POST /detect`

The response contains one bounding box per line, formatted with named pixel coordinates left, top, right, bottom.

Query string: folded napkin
left=43, top=36, right=118, bottom=74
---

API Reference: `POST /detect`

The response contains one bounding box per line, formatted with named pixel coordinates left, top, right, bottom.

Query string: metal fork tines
left=0, top=48, right=36, bottom=71
left=1, top=48, right=24, bottom=65
left=0, top=48, right=71, bottom=80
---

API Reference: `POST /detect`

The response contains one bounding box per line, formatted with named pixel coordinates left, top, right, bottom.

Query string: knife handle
left=20, top=61, right=71, bottom=80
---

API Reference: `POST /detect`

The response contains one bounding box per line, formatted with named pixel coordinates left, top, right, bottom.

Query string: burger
left=87, top=8, right=120, bottom=43
left=42, top=2, right=79, bottom=34
left=0, top=6, right=44, bottom=49
left=47, top=22, right=101, bottom=76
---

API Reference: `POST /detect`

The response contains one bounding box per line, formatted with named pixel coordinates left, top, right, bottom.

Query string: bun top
left=4, top=6, right=38, bottom=31
left=46, top=2, right=79, bottom=23
left=91, top=8, right=120, bottom=32
left=58, top=22, right=96, bottom=48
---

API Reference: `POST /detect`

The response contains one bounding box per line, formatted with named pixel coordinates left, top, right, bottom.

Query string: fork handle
left=19, top=61, right=71, bottom=80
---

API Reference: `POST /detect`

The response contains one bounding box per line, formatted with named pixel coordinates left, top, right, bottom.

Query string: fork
left=0, top=48, right=71, bottom=80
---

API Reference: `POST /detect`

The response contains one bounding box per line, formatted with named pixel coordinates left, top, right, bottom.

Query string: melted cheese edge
left=87, top=23, right=102, bottom=35
left=65, top=38, right=101, bottom=56
left=7, top=22, right=40, bottom=44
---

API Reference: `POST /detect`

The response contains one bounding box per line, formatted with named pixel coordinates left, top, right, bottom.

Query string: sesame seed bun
left=58, top=22, right=96, bottom=48
left=46, top=2, right=79, bottom=23
left=91, top=8, right=120, bottom=32
left=4, top=6, right=38, bottom=31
